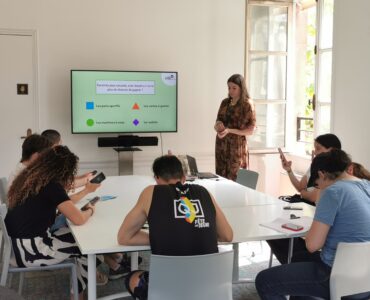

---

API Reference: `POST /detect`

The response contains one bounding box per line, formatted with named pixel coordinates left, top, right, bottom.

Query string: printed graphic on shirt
left=174, top=196, right=204, bottom=223
left=173, top=197, right=209, bottom=228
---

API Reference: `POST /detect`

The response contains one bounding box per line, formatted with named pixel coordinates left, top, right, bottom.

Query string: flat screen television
left=71, top=70, right=178, bottom=133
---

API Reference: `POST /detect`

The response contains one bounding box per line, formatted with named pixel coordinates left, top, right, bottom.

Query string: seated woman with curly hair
left=5, top=145, right=95, bottom=300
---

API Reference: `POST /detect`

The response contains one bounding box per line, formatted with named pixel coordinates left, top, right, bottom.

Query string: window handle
left=308, top=94, right=316, bottom=111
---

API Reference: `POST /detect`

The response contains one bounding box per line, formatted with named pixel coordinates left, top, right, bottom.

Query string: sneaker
left=108, top=264, right=131, bottom=280
left=96, top=271, right=108, bottom=286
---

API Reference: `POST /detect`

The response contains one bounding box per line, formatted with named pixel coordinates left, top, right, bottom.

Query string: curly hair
left=8, top=145, right=79, bottom=208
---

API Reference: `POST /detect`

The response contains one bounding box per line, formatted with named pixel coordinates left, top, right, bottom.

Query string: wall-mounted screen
left=71, top=70, right=177, bottom=133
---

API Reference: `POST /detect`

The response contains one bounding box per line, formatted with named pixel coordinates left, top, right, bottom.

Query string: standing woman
left=5, top=146, right=95, bottom=299
left=214, top=74, right=256, bottom=181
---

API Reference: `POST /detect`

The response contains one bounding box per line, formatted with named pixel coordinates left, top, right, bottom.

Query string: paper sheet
left=260, top=216, right=313, bottom=235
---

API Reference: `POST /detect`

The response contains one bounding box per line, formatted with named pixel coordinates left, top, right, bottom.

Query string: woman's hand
left=214, top=121, right=225, bottom=132
left=84, top=203, right=96, bottom=216
left=58, top=200, right=95, bottom=225
left=217, top=128, right=229, bottom=139
left=280, top=154, right=292, bottom=172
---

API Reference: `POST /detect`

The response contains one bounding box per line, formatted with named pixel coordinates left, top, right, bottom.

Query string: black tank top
left=148, top=183, right=218, bottom=256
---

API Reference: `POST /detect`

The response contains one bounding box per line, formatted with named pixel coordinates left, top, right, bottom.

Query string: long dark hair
left=8, top=145, right=78, bottom=208
left=351, top=162, right=370, bottom=180
left=227, top=74, right=250, bottom=101
left=315, top=133, right=341, bottom=150
left=308, top=149, right=351, bottom=186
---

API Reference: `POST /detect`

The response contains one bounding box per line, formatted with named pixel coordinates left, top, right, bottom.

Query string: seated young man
left=117, top=155, right=233, bottom=300
left=8, top=134, right=52, bottom=185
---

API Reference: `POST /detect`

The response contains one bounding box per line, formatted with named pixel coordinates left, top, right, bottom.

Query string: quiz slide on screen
left=71, top=71, right=177, bottom=133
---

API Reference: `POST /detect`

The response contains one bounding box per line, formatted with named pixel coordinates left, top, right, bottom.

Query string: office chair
left=236, top=169, right=259, bottom=189
left=148, top=250, right=234, bottom=300
left=330, top=241, right=370, bottom=300
left=0, top=204, right=79, bottom=299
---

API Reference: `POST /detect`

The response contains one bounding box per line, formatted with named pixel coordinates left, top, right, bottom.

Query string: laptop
left=186, top=155, right=218, bottom=179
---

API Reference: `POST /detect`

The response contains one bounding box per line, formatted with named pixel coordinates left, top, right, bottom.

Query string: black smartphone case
left=90, top=172, right=105, bottom=184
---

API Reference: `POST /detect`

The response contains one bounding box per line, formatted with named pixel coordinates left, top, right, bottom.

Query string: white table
left=69, top=175, right=315, bottom=300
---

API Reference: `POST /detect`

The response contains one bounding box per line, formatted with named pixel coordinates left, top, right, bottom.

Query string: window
left=246, top=0, right=334, bottom=155
left=246, top=1, right=292, bottom=149
left=314, top=0, right=334, bottom=136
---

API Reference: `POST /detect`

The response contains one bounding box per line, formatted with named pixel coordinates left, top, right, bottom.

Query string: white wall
left=332, top=0, right=370, bottom=168
left=0, top=0, right=246, bottom=175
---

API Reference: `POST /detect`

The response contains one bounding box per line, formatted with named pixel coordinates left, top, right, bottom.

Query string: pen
left=283, top=206, right=303, bottom=210
left=101, top=195, right=117, bottom=201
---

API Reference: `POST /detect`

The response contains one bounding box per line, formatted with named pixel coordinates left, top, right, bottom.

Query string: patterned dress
left=215, top=98, right=256, bottom=181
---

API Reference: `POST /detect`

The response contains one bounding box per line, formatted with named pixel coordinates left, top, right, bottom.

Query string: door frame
left=0, top=28, right=39, bottom=132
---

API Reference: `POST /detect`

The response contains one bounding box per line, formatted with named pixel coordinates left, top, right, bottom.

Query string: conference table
left=68, top=175, right=315, bottom=300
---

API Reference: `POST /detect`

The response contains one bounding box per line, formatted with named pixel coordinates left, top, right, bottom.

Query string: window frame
left=313, top=0, right=334, bottom=136
left=245, top=0, right=294, bottom=151
left=245, top=0, right=334, bottom=154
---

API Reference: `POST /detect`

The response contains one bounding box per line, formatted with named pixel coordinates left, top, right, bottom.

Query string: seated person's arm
left=305, top=220, right=330, bottom=253
left=291, top=174, right=308, bottom=192
left=69, top=182, right=101, bottom=204
left=57, top=200, right=94, bottom=226
left=300, top=187, right=320, bottom=203
left=117, top=186, right=152, bottom=246
left=73, top=172, right=94, bottom=188
left=280, top=153, right=308, bottom=192
left=210, top=193, right=233, bottom=242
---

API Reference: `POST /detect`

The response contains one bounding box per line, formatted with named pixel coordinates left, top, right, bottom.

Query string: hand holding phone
left=90, top=172, right=106, bottom=184
left=81, top=196, right=100, bottom=211
left=281, top=223, right=303, bottom=231
left=278, top=148, right=287, bottom=162
left=278, top=148, right=293, bottom=172
left=91, top=170, right=98, bottom=176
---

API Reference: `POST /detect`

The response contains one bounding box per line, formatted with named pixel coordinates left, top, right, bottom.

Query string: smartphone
left=278, top=147, right=287, bottom=162
left=91, top=170, right=98, bottom=176
left=81, top=196, right=100, bottom=211
left=90, top=172, right=106, bottom=184
left=281, top=223, right=304, bottom=231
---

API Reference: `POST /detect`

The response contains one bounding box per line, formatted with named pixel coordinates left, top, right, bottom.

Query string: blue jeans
left=255, top=252, right=332, bottom=300
left=50, top=214, right=67, bottom=233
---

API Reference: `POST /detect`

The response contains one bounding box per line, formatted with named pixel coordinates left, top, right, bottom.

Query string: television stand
left=98, top=135, right=158, bottom=175
left=113, top=147, right=142, bottom=175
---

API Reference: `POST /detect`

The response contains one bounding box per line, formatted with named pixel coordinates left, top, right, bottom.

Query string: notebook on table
left=186, top=155, right=218, bottom=179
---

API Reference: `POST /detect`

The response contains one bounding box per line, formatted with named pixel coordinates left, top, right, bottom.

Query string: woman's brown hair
left=227, top=74, right=250, bottom=101
left=351, top=162, right=370, bottom=180
left=8, top=145, right=79, bottom=208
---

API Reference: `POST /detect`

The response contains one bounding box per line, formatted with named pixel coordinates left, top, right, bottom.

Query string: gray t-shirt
left=314, top=179, right=370, bottom=266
